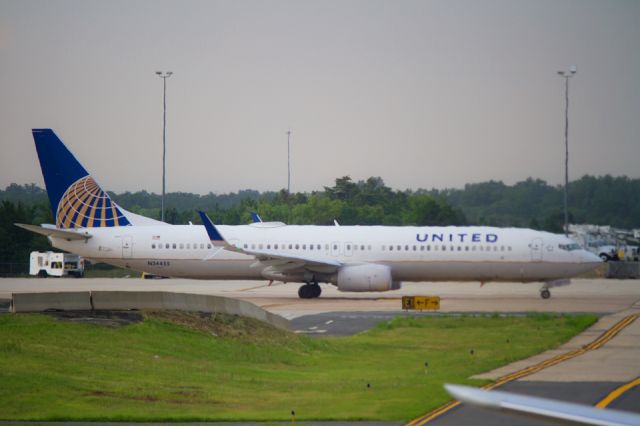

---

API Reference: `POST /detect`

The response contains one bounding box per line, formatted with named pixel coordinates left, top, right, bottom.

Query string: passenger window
left=413, top=245, right=416, bottom=251
left=200, top=243, right=205, bottom=249
left=179, top=243, right=184, bottom=249
left=172, top=243, right=177, bottom=249
left=259, top=244, right=263, bottom=249
left=465, top=246, right=469, bottom=251
left=165, top=243, right=170, bottom=249
left=310, top=244, right=314, bottom=250
left=501, top=246, right=505, bottom=251
left=389, top=245, right=393, bottom=251
left=472, top=246, right=476, bottom=251
left=427, top=245, right=431, bottom=251
left=252, top=244, right=256, bottom=249
left=346, top=244, right=351, bottom=250
left=420, top=246, right=424, bottom=251
left=361, top=245, right=365, bottom=251
left=405, top=245, right=409, bottom=251
left=382, top=245, right=386, bottom=251
left=275, top=244, right=279, bottom=250
left=152, top=244, right=156, bottom=249
left=442, top=246, right=446, bottom=251
left=333, top=244, right=338, bottom=250
left=295, top=244, right=299, bottom=249
left=207, top=244, right=212, bottom=249
left=325, top=244, right=329, bottom=250
left=508, top=246, right=512, bottom=251
left=457, top=246, right=461, bottom=251
left=244, top=244, right=248, bottom=249
left=397, top=245, right=401, bottom=251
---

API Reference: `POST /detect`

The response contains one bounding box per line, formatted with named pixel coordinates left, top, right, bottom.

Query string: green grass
left=0, top=312, right=597, bottom=421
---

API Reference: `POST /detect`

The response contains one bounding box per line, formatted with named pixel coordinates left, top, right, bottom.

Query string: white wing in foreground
left=445, top=384, right=640, bottom=426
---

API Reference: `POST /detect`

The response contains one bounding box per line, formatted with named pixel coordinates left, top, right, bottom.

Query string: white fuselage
left=48, top=223, right=601, bottom=285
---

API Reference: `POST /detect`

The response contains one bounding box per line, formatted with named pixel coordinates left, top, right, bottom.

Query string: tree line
left=428, top=175, right=640, bottom=232
left=1, top=174, right=638, bottom=265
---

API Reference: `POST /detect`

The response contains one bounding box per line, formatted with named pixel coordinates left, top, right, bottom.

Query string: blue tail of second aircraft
left=32, top=129, right=131, bottom=229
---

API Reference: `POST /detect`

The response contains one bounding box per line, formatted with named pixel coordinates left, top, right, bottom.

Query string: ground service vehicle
left=29, top=251, right=84, bottom=277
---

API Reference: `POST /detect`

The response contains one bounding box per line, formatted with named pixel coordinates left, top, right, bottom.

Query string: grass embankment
left=0, top=312, right=597, bottom=421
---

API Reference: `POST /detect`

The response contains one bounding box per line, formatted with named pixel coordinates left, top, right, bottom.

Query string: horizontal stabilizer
left=15, top=223, right=92, bottom=241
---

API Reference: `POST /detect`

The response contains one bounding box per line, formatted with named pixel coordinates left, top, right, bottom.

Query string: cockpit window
left=559, top=243, right=581, bottom=251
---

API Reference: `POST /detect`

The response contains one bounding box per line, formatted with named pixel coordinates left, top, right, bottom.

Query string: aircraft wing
left=445, top=384, right=640, bottom=426
left=243, top=249, right=342, bottom=269
left=197, top=211, right=341, bottom=271
left=15, top=223, right=92, bottom=241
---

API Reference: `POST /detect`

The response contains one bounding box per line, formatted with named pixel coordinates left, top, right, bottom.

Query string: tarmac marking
left=325, top=320, right=334, bottom=325
left=595, top=376, right=640, bottom=409
left=406, top=313, right=639, bottom=426
left=237, top=284, right=273, bottom=292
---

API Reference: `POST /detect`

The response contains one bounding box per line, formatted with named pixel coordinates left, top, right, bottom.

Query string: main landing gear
left=539, top=278, right=570, bottom=300
left=298, top=282, right=322, bottom=299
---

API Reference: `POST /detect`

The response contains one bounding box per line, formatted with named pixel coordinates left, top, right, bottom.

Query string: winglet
left=250, top=212, right=263, bottom=223
left=198, top=211, right=229, bottom=247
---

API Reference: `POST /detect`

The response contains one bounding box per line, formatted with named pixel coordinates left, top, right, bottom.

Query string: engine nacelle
left=335, top=264, right=400, bottom=292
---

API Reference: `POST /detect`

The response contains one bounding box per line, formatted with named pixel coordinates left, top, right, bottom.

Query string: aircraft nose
left=582, top=250, right=602, bottom=264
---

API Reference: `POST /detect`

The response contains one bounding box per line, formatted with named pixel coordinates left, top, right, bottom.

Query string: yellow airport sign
left=402, top=296, right=440, bottom=311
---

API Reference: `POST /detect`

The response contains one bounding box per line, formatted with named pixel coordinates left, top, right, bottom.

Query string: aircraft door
left=530, top=238, right=543, bottom=261
left=122, top=236, right=133, bottom=259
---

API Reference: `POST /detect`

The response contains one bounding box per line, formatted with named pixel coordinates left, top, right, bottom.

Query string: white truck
left=29, top=251, right=84, bottom=278
left=596, top=245, right=639, bottom=262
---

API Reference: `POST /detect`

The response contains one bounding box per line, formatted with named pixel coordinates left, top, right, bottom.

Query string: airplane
left=16, top=129, right=602, bottom=299
left=445, top=384, right=640, bottom=425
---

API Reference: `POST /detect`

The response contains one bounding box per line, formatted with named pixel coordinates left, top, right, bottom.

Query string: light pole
left=156, top=71, right=173, bottom=222
left=557, top=66, right=576, bottom=237
left=287, top=129, right=291, bottom=194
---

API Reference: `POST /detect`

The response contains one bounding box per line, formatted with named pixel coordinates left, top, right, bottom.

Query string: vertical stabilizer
left=32, top=129, right=131, bottom=229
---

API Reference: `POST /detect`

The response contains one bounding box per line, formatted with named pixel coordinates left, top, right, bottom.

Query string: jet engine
left=335, top=264, right=400, bottom=292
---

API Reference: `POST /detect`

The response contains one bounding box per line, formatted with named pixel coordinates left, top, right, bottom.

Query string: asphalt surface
left=292, top=311, right=431, bottom=336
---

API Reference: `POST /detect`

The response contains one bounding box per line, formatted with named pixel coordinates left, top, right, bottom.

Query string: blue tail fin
left=32, top=129, right=131, bottom=229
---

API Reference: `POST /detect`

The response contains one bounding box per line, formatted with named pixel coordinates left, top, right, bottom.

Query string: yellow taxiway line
left=595, top=376, right=640, bottom=409
left=406, top=313, right=639, bottom=426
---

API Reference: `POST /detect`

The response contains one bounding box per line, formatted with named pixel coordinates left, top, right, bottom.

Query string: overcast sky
left=1, top=0, right=638, bottom=195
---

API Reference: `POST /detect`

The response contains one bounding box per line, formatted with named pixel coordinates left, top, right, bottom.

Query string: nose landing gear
left=298, top=282, right=322, bottom=299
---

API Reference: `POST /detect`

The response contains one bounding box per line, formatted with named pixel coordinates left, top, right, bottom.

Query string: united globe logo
left=56, top=175, right=130, bottom=228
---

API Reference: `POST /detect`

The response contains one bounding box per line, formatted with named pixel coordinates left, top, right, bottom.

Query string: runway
left=1, top=277, right=639, bottom=425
